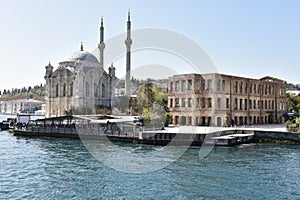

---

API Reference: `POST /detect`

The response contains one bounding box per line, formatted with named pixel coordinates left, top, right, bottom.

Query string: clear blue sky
left=0, top=0, right=299, bottom=91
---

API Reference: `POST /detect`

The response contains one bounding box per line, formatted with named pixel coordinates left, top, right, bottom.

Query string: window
left=175, top=116, right=179, bottom=125
left=222, top=80, right=226, bottom=91
left=217, top=117, right=222, bottom=127
left=188, top=117, right=192, bottom=125
left=265, top=85, right=268, bottom=95
left=196, top=117, right=200, bottom=125
left=70, top=82, right=73, bottom=96
left=272, top=100, right=274, bottom=110
left=181, top=80, right=186, bottom=92
left=196, top=98, right=200, bottom=108
left=175, top=81, right=179, bottom=91
left=207, top=79, right=212, bottom=92
left=239, top=99, right=243, bottom=110
left=207, top=117, right=211, bottom=126
left=217, top=98, right=221, bottom=109
left=280, top=101, right=284, bottom=110
left=244, top=99, right=247, bottom=110
left=94, top=83, right=98, bottom=97
left=169, top=98, right=173, bottom=108
left=201, top=98, right=206, bottom=108
left=234, top=81, right=238, bottom=93
left=265, top=100, right=267, bottom=109
left=181, top=116, right=186, bottom=125
left=187, top=80, right=192, bottom=90
left=253, top=100, right=256, bottom=109
left=195, top=80, right=200, bottom=90
left=244, top=83, right=248, bottom=94
left=234, top=98, right=238, bottom=110
left=181, top=98, right=186, bottom=107
left=169, top=82, right=173, bottom=92
left=250, top=84, right=253, bottom=94
left=56, top=84, right=59, bottom=97
left=249, top=100, right=252, bottom=109
left=201, top=80, right=206, bottom=91
left=208, top=98, right=212, bottom=108
left=254, top=84, right=257, bottom=94
left=86, top=82, right=90, bottom=97
left=63, top=83, right=66, bottom=97
left=102, top=83, right=105, bottom=97
left=240, top=82, right=243, bottom=94
left=175, top=98, right=179, bottom=107
left=188, top=98, right=192, bottom=107
left=217, top=79, right=221, bottom=91
left=226, top=98, right=229, bottom=109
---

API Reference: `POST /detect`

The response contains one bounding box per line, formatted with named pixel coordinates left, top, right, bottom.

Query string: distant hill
left=0, top=84, right=45, bottom=102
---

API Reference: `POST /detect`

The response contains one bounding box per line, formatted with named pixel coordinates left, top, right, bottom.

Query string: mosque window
left=56, top=84, right=59, bottom=97
left=70, top=82, right=73, bottom=96
left=102, top=84, right=105, bottom=97
left=63, top=83, right=66, bottom=97
left=86, top=82, right=90, bottom=97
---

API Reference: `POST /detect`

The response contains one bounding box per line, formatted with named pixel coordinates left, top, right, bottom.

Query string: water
left=1, top=115, right=300, bottom=199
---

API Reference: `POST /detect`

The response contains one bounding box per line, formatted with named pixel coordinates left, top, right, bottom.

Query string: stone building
left=168, top=73, right=286, bottom=127
left=44, top=13, right=132, bottom=117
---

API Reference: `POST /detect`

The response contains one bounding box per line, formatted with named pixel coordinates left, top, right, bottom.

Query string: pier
left=8, top=115, right=300, bottom=146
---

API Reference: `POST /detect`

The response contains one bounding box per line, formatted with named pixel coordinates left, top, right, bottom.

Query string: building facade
left=45, top=13, right=132, bottom=117
left=168, top=73, right=286, bottom=127
left=1, top=99, right=44, bottom=114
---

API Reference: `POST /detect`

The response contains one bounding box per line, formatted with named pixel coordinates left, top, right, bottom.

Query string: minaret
left=44, top=61, right=53, bottom=118
left=98, top=16, right=105, bottom=68
left=125, top=10, right=132, bottom=95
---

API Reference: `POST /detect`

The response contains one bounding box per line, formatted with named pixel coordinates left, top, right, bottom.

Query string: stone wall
left=254, top=131, right=300, bottom=142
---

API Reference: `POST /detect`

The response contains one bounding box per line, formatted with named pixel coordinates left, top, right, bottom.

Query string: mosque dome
left=65, top=50, right=99, bottom=64
left=60, top=42, right=100, bottom=65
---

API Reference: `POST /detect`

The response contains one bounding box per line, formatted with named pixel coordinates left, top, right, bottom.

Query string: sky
left=0, top=0, right=299, bottom=91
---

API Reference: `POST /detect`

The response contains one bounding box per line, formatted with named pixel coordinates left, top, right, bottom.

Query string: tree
left=286, top=93, right=300, bottom=112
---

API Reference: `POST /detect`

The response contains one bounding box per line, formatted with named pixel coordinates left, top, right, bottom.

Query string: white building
left=1, top=99, right=44, bottom=114
left=286, top=89, right=300, bottom=96
left=44, top=13, right=132, bottom=117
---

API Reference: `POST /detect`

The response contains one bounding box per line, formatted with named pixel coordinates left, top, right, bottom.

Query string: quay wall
left=254, top=131, right=300, bottom=142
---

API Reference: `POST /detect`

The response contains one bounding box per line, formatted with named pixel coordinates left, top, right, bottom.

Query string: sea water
left=0, top=115, right=300, bottom=199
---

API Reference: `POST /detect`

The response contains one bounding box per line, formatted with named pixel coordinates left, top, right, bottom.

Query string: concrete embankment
left=253, top=131, right=300, bottom=144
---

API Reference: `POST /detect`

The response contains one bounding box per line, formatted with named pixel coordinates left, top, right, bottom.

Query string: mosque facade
left=44, top=13, right=132, bottom=117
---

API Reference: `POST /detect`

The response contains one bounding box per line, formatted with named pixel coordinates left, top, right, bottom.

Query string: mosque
left=44, top=12, right=132, bottom=117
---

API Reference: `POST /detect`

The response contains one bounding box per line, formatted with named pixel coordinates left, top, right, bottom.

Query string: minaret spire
left=125, top=10, right=132, bottom=95
left=80, top=41, right=84, bottom=51
left=98, top=16, right=105, bottom=68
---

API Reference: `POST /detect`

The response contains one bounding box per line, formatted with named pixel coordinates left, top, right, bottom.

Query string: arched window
left=70, top=82, right=73, bottom=97
left=86, top=82, right=90, bottom=97
left=102, top=83, right=105, bottom=97
left=56, top=84, right=59, bottom=97
left=94, top=83, right=98, bottom=97
left=63, top=83, right=66, bottom=97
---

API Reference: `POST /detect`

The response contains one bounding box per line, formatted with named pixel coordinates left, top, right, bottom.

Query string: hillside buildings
left=168, top=73, right=286, bottom=126
left=1, top=99, right=44, bottom=115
